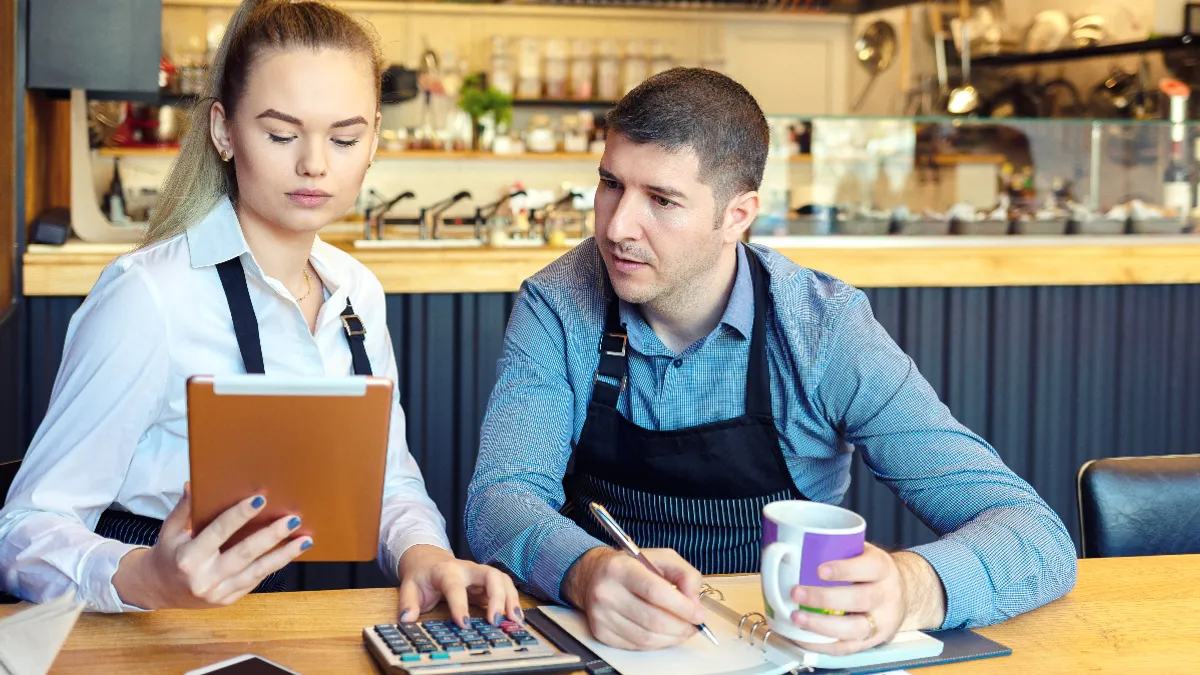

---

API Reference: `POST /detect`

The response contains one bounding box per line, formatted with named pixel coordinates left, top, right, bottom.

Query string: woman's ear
left=210, top=101, right=234, bottom=160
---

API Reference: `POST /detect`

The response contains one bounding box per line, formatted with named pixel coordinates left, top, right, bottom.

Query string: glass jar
left=596, top=39, right=621, bottom=101
left=517, top=37, right=542, bottom=100
left=490, top=36, right=515, bottom=97
left=649, top=40, right=673, bottom=77
left=544, top=39, right=569, bottom=100
left=622, top=40, right=648, bottom=96
left=527, top=114, right=557, bottom=154
left=562, top=115, right=588, bottom=153
left=569, top=39, right=594, bottom=101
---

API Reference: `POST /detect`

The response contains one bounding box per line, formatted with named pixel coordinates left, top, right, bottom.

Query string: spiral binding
left=699, top=588, right=815, bottom=674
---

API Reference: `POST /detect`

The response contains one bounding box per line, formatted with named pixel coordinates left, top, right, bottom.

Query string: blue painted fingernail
left=300, top=539, right=313, bottom=551
left=461, top=616, right=470, bottom=627
left=288, top=516, right=302, bottom=530
left=515, top=607, right=523, bottom=621
left=399, top=610, right=412, bottom=622
left=251, top=496, right=265, bottom=509
left=492, top=612, right=502, bottom=626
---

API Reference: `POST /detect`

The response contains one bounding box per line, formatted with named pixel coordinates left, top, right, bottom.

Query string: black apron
left=94, top=256, right=373, bottom=594
left=565, top=248, right=807, bottom=574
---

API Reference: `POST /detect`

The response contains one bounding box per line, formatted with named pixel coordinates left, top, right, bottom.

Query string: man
left=466, top=69, right=1076, bottom=655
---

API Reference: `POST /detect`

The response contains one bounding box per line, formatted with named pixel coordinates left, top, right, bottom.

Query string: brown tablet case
left=186, top=375, right=393, bottom=562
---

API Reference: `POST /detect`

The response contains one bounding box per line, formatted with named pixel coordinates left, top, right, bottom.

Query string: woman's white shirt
left=0, top=198, right=451, bottom=612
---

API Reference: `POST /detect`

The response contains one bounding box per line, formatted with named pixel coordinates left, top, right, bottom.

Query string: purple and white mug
left=760, top=500, right=866, bottom=643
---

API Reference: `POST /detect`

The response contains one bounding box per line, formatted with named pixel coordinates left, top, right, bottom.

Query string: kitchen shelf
left=974, top=34, right=1200, bottom=68
left=94, top=147, right=604, bottom=161
left=513, top=99, right=618, bottom=109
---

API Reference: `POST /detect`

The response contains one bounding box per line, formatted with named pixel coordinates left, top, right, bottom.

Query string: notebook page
left=538, top=605, right=799, bottom=675
left=702, top=575, right=944, bottom=670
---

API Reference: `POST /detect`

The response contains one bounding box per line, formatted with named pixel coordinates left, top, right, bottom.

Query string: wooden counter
left=0, top=555, right=1196, bottom=674
left=23, top=236, right=1200, bottom=296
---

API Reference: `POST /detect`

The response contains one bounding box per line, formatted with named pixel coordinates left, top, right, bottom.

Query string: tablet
left=187, top=375, right=394, bottom=562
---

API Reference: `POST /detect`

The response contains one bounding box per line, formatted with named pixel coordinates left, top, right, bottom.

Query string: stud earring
left=220, top=150, right=232, bottom=162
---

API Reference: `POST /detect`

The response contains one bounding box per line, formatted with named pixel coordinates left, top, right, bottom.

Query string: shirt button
left=672, top=359, right=683, bottom=368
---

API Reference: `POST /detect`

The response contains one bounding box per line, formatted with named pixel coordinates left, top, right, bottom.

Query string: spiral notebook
left=533, top=574, right=1007, bottom=675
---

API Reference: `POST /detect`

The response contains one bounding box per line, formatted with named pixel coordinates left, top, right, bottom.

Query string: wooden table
left=1, top=555, right=1196, bottom=674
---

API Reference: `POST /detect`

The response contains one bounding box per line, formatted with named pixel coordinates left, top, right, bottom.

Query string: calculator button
left=435, top=636, right=460, bottom=644
left=431, top=652, right=451, bottom=661
left=466, top=641, right=489, bottom=650
left=390, top=645, right=414, bottom=655
left=444, top=644, right=465, bottom=652
left=376, top=624, right=398, bottom=631
left=400, top=653, right=421, bottom=663
left=489, top=639, right=513, bottom=648
left=515, top=637, right=538, bottom=646
left=416, top=645, right=438, bottom=653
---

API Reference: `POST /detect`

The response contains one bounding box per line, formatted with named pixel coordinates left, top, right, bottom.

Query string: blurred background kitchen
left=4, top=0, right=1200, bottom=590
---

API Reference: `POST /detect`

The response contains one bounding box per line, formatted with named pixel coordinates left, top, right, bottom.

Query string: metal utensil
left=929, top=3, right=950, bottom=100
left=946, top=0, right=980, bottom=115
left=851, top=21, right=897, bottom=112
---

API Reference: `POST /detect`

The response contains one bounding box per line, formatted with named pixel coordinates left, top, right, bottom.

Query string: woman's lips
left=286, top=189, right=332, bottom=208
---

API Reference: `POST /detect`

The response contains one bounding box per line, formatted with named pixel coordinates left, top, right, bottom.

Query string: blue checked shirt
left=466, top=240, right=1077, bottom=630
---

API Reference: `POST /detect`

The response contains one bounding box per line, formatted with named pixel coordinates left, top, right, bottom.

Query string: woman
left=0, top=0, right=520, bottom=625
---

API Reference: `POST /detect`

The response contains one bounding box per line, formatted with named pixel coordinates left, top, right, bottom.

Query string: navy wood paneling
left=18, top=284, right=1200, bottom=590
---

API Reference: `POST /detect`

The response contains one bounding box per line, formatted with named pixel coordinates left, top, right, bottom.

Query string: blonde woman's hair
left=142, top=0, right=384, bottom=246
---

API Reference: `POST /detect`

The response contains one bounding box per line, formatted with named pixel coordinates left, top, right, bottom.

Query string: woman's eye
left=268, top=133, right=295, bottom=144
left=333, top=138, right=360, bottom=148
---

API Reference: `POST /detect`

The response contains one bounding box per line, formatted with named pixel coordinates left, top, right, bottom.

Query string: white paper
left=0, top=593, right=85, bottom=675
left=538, top=605, right=798, bottom=675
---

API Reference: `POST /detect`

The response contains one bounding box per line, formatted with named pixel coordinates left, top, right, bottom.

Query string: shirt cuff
left=908, top=538, right=992, bottom=630
left=382, top=530, right=453, bottom=582
left=80, top=539, right=152, bottom=613
left=528, top=525, right=607, bottom=606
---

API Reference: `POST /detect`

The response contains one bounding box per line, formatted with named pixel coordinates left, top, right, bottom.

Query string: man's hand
left=786, top=543, right=947, bottom=656
left=396, top=544, right=521, bottom=629
left=563, top=547, right=706, bottom=651
left=113, top=483, right=310, bottom=610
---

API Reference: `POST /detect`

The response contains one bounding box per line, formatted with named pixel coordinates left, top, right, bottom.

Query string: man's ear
left=720, top=190, right=759, bottom=244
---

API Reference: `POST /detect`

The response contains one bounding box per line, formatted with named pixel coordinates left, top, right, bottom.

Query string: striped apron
left=93, top=256, right=374, bottom=594
left=565, top=248, right=807, bottom=574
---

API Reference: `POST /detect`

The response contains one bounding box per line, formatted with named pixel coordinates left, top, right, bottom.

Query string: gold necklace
left=296, top=266, right=312, bottom=302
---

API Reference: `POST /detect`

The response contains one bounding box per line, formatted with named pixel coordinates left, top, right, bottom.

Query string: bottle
left=105, top=158, right=128, bottom=224
left=1163, top=140, right=1191, bottom=223
left=622, top=40, right=648, bottom=95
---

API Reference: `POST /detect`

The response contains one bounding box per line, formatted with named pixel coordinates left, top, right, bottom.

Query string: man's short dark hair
left=605, top=68, right=770, bottom=214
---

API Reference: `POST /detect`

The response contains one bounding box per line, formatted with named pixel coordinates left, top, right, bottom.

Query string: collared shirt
left=0, top=198, right=451, bottom=612
left=466, top=240, right=1077, bottom=630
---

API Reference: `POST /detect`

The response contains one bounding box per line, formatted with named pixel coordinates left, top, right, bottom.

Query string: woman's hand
left=396, top=544, right=522, bottom=628
left=113, top=483, right=310, bottom=610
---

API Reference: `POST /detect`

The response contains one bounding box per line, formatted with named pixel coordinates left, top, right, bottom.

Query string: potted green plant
left=458, top=73, right=513, bottom=152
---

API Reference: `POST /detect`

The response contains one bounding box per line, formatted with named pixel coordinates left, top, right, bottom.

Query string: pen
left=588, top=502, right=720, bottom=646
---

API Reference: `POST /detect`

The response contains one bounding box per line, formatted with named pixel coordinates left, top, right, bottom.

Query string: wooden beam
left=23, top=237, right=1200, bottom=297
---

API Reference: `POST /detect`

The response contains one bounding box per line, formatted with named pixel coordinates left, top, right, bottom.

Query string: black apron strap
left=592, top=281, right=628, bottom=409
left=216, top=258, right=266, bottom=374
left=743, top=247, right=772, bottom=418
left=340, top=299, right=373, bottom=376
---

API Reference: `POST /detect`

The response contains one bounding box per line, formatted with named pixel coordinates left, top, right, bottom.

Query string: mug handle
left=761, top=540, right=803, bottom=620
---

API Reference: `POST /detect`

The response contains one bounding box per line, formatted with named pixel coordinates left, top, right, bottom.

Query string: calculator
left=362, top=617, right=582, bottom=674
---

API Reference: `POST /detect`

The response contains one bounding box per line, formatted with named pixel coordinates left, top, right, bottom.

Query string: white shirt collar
left=184, top=196, right=345, bottom=293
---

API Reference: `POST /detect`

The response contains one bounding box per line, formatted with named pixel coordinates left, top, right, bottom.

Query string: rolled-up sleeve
left=0, top=264, right=168, bottom=613
left=466, top=282, right=605, bottom=603
left=813, top=291, right=1077, bottom=629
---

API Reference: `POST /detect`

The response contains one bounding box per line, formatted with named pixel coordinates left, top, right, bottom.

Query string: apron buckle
left=599, top=332, right=627, bottom=357
left=593, top=372, right=627, bottom=393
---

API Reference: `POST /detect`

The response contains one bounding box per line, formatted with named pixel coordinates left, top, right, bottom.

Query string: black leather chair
left=1077, top=454, right=1200, bottom=558
left=0, top=459, right=20, bottom=603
